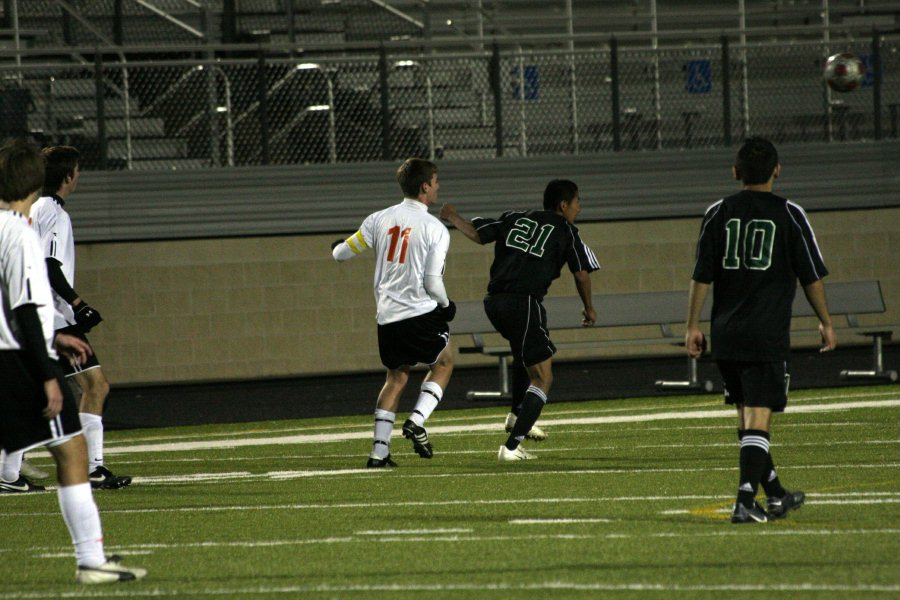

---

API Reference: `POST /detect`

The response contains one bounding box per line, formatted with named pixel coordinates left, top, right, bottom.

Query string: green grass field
left=2, top=385, right=899, bottom=599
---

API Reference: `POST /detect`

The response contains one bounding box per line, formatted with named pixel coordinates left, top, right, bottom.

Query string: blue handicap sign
left=511, top=65, right=539, bottom=100
left=859, top=53, right=875, bottom=88
left=686, top=60, right=712, bottom=94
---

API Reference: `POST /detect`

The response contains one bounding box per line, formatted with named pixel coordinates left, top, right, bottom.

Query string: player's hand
left=54, top=332, right=93, bottom=366
left=439, top=204, right=457, bottom=222
left=74, top=302, right=103, bottom=332
left=685, top=328, right=707, bottom=358
left=42, top=379, right=63, bottom=419
left=581, top=307, right=597, bottom=327
left=819, top=322, right=837, bottom=352
left=438, top=300, right=457, bottom=322
left=331, top=238, right=345, bottom=250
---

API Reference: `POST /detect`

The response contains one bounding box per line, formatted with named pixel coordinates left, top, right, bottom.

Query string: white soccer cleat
left=504, top=412, right=548, bottom=441
left=76, top=556, right=147, bottom=584
left=497, top=445, right=537, bottom=461
left=19, top=459, right=50, bottom=480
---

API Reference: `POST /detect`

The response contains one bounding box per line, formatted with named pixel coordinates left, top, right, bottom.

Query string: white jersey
left=356, top=199, right=450, bottom=325
left=0, top=209, right=58, bottom=359
left=30, top=195, right=76, bottom=329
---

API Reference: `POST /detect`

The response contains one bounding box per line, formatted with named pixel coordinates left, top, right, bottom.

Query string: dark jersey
left=472, top=210, right=600, bottom=299
left=692, top=190, right=828, bottom=361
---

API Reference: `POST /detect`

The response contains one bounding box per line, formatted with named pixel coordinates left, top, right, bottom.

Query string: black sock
left=740, top=428, right=786, bottom=499
left=760, top=452, right=787, bottom=498
left=737, top=429, right=770, bottom=508
left=510, top=360, right=529, bottom=416
left=504, top=386, right=547, bottom=450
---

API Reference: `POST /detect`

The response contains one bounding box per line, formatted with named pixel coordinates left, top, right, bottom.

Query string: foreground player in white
left=332, top=158, right=455, bottom=467
left=0, top=139, right=146, bottom=583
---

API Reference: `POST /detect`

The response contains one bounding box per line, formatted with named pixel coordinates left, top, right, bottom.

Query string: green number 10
left=723, top=218, right=776, bottom=270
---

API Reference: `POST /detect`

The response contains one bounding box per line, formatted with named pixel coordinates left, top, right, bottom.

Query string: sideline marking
left=43, top=398, right=900, bottom=457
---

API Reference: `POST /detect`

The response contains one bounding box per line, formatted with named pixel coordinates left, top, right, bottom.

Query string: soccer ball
left=823, top=53, right=865, bottom=92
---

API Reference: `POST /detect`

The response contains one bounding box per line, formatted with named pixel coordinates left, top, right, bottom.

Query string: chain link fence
left=2, top=33, right=897, bottom=170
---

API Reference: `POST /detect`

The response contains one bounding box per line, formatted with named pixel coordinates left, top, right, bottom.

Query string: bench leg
left=840, top=332, right=898, bottom=382
left=466, top=355, right=513, bottom=401
left=655, top=356, right=715, bottom=392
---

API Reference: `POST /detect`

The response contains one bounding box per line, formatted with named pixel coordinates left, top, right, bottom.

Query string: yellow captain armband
left=346, top=230, right=368, bottom=254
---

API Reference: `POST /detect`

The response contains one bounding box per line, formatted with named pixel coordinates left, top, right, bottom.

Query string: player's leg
left=48, top=435, right=146, bottom=584
left=504, top=358, right=548, bottom=441
left=70, top=358, right=130, bottom=489
left=499, top=358, right=552, bottom=461
left=403, top=343, right=453, bottom=459
left=760, top=363, right=804, bottom=518
left=368, top=366, right=409, bottom=468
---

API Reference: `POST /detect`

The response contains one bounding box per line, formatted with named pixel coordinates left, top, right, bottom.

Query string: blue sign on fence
left=686, top=60, right=712, bottom=94
left=859, top=53, right=875, bottom=88
left=511, top=65, right=539, bottom=100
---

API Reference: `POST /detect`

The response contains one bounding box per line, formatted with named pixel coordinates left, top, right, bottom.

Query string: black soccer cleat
left=366, top=455, right=398, bottom=468
left=402, top=419, right=433, bottom=459
left=0, top=476, right=46, bottom=493
left=730, top=501, right=769, bottom=524
left=766, top=490, right=805, bottom=519
left=89, top=466, right=132, bottom=490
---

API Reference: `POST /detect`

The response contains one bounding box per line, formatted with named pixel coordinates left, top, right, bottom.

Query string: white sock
left=410, top=381, right=443, bottom=427
left=0, top=449, right=23, bottom=482
left=371, top=409, right=395, bottom=459
left=57, top=482, right=105, bottom=568
left=79, top=413, right=104, bottom=471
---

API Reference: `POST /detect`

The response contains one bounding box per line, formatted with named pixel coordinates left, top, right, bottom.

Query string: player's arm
left=13, top=304, right=63, bottom=419
left=439, top=204, right=482, bottom=244
left=802, top=279, right=836, bottom=352
left=424, top=231, right=456, bottom=320
left=332, top=230, right=369, bottom=261
left=45, top=258, right=103, bottom=331
left=685, top=279, right=710, bottom=358
left=572, top=270, right=596, bottom=326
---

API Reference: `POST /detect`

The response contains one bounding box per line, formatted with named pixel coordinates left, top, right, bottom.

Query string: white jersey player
left=332, top=158, right=456, bottom=467
left=0, top=138, right=145, bottom=583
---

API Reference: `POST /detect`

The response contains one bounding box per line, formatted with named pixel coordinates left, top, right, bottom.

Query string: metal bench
left=451, top=280, right=897, bottom=400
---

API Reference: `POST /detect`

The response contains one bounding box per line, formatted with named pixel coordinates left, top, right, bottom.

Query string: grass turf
left=1, top=385, right=898, bottom=599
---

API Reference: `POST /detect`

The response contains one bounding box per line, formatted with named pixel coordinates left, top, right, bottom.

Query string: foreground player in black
left=441, top=180, right=600, bottom=460
left=685, top=137, right=837, bottom=523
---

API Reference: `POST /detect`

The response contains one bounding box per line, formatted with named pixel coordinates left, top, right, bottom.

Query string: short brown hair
left=0, top=138, right=45, bottom=202
left=396, top=158, right=437, bottom=198
left=42, top=145, right=80, bottom=196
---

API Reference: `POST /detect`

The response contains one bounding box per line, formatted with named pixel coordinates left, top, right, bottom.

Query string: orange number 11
left=386, top=226, right=412, bottom=263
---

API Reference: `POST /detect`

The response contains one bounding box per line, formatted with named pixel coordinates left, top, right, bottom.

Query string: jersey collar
left=50, top=193, right=66, bottom=207
left=401, top=198, right=428, bottom=211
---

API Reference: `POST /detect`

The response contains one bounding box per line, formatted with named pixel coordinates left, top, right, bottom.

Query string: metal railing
left=0, top=28, right=896, bottom=170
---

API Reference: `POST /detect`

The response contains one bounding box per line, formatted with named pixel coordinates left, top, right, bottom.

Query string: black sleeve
left=45, top=258, right=79, bottom=304
left=12, top=304, right=55, bottom=381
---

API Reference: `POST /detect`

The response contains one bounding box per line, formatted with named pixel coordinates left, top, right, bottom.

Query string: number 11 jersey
left=359, top=198, right=450, bottom=325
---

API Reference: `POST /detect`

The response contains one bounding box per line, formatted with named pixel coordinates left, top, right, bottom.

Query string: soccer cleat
left=76, top=555, right=147, bottom=584
left=730, top=501, right=769, bottom=524
left=89, top=466, right=132, bottom=490
left=0, top=476, right=46, bottom=493
left=766, top=490, right=806, bottom=519
left=401, top=419, right=433, bottom=459
left=20, top=459, right=50, bottom=480
left=366, top=455, right=398, bottom=468
left=504, top=413, right=548, bottom=442
left=497, top=445, right=536, bottom=461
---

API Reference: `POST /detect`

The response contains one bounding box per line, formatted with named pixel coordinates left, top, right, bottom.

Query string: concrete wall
left=78, top=206, right=900, bottom=385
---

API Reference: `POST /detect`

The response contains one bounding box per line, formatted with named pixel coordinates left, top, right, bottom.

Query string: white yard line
left=32, top=397, right=897, bottom=457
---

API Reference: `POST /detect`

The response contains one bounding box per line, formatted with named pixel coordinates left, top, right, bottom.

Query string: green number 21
left=723, top=218, right=776, bottom=270
left=506, top=218, right=554, bottom=257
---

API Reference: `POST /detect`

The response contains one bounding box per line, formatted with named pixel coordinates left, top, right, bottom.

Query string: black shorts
left=717, top=360, right=790, bottom=413
left=57, top=325, right=101, bottom=377
left=0, top=351, right=82, bottom=453
left=377, top=308, right=450, bottom=370
left=484, top=293, right=556, bottom=368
